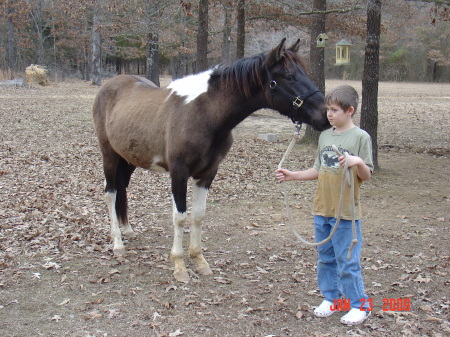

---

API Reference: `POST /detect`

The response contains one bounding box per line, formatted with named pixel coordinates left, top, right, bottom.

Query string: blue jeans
left=314, top=215, right=368, bottom=309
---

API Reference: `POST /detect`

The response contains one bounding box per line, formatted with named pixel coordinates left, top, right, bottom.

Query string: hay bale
left=25, top=64, right=49, bottom=86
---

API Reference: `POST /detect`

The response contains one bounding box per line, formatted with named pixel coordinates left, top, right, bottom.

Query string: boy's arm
left=338, top=155, right=371, bottom=181
left=276, top=167, right=319, bottom=183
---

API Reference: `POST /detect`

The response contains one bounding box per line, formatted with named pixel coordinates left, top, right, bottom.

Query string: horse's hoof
left=196, top=264, right=213, bottom=276
left=113, top=246, right=126, bottom=256
left=174, top=270, right=190, bottom=283
left=122, top=229, right=137, bottom=238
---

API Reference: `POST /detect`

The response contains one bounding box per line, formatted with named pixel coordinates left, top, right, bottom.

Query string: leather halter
left=269, top=79, right=320, bottom=124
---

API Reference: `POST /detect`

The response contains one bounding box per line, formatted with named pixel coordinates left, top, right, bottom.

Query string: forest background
left=0, top=0, right=449, bottom=85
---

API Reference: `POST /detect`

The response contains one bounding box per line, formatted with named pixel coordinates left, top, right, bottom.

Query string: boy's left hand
left=338, top=154, right=363, bottom=168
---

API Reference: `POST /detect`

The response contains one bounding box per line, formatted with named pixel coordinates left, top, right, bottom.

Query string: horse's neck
left=210, top=95, right=264, bottom=133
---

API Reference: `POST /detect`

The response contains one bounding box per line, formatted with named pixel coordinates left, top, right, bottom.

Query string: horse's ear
left=276, top=38, right=287, bottom=60
left=266, top=38, right=287, bottom=66
left=288, top=39, right=301, bottom=53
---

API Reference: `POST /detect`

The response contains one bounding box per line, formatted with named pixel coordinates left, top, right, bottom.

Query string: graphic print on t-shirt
left=320, top=145, right=350, bottom=169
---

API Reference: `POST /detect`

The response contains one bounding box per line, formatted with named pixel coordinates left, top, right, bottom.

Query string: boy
left=276, top=85, right=373, bottom=325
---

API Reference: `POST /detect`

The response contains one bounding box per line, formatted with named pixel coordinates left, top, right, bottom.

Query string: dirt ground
left=0, top=78, right=449, bottom=337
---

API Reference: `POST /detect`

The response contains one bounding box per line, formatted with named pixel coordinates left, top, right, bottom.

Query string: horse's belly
left=108, top=133, right=166, bottom=170
left=106, top=107, right=168, bottom=170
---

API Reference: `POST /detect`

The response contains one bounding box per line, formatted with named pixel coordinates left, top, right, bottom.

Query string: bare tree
left=91, top=1, right=102, bottom=86
left=145, top=0, right=160, bottom=86
left=221, top=1, right=232, bottom=64
left=7, top=1, right=16, bottom=75
left=361, top=0, right=382, bottom=170
left=236, top=0, right=245, bottom=59
left=197, top=0, right=209, bottom=72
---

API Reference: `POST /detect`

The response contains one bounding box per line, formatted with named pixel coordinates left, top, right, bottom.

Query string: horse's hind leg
left=105, top=189, right=125, bottom=256
left=189, top=179, right=213, bottom=276
left=103, top=154, right=135, bottom=256
left=116, top=159, right=136, bottom=238
left=103, top=154, right=126, bottom=256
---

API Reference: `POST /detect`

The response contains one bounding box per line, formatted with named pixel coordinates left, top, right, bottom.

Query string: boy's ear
left=347, top=106, right=355, bottom=116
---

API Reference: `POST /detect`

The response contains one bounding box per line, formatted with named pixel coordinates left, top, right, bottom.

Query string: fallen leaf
left=51, top=315, right=62, bottom=322
left=425, top=315, right=443, bottom=322
left=169, top=329, right=184, bottom=336
left=214, top=277, right=231, bottom=284
left=277, top=295, right=287, bottom=304
left=83, top=310, right=102, bottom=320
left=57, top=298, right=70, bottom=306
left=414, top=275, right=432, bottom=283
left=42, top=261, right=61, bottom=270
left=107, top=309, right=120, bottom=319
left=420, top=305, right=433, bottom=312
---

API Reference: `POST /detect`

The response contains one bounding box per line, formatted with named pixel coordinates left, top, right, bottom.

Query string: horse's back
left=93, top=75, right=170, bottom=169
left=93, top=74, right=169, bottom=128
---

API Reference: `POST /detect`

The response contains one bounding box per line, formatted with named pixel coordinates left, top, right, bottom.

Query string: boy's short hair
left=325, top=85, right=359, bottom=115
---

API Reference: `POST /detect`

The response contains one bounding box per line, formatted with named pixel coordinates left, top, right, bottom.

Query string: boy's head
left=325, top=85, right=359, bottom=116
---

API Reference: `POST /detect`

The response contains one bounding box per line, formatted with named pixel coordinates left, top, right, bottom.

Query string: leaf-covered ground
left=0, top=79, right=449, bottom=337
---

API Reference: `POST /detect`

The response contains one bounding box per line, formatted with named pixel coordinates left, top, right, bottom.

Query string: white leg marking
left=190, top=182, right=212, bottom=276
left=105, top=191, right=125, bottom=255
left=190, top=182, right=208, bottom=252
left=171, top=196, right=188, bottom=258
left=171, top=196, right=189, bottom=282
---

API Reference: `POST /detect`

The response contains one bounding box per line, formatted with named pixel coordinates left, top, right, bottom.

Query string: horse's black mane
left=209, top=49, right=306, bottom=99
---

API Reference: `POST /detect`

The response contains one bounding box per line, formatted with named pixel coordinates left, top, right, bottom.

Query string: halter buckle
left=269, top=80, right=277, bottom=89
left=292, top=97, right=303, bottom=108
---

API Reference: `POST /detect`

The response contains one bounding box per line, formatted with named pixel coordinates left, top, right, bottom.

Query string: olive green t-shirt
left=312, top=126, right=374, bottom=220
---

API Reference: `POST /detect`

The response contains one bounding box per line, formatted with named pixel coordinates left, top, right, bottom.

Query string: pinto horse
left=93, top=39, right=330, bottom=282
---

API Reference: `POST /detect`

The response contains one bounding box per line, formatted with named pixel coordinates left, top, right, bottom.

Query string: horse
left=93, top=38, right=330, bottom=282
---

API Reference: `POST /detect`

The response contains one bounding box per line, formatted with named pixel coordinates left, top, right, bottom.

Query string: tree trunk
left=236, top=0, right=245, bottom=59
left=361, top=0, right=381, bottom=170
left=7, top=1, right=16, bottom=75
left=91, top=4, right=102, bottom=86
left=221, top=3, right=232, bottom=64
left=303, top=0, right=326, bottom=145
left=146, top=32, right=160, bottom=86
left=32, top=0, right=45, bottom=64
left=145, top=0, right=160, bottom=86
left=196, top=0, right=209, bottom=72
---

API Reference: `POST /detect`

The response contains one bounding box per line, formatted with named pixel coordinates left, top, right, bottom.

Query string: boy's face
left=326, top=103, right=354, bottom=128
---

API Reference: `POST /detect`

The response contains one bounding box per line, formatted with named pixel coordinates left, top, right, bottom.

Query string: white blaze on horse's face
left=167, top=69, right=213, bottom=104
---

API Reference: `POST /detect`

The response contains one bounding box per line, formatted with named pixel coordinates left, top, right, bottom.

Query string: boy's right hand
left=276, top=168, right=290, bottom=183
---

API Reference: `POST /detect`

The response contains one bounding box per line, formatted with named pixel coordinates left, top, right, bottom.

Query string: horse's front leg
left=189, top=180, right=213, bottom=276
left=170, top=171, right=190, bottom=283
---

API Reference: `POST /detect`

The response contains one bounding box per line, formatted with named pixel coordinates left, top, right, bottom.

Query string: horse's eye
left=287, top=75, right=295, bottom=81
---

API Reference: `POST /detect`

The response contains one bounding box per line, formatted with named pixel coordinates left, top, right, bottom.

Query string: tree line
left=1, top=0, right=448, bottom=84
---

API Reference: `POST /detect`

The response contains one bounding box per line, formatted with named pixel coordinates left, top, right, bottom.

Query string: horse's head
left=263, top=39, right=330, bottom=131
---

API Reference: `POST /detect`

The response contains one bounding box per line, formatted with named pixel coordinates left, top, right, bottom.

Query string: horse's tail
left=115, top=158, right=135, bottom=225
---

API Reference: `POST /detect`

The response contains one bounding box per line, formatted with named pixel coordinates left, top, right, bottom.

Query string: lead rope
left=278, top=127, right=357, bottom=260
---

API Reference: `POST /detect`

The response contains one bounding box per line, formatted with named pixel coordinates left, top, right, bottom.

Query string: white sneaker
left=340, top=308, right=371, bottom=325
left=313, top=300, right=335, bottom=318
